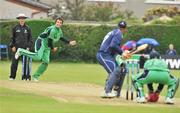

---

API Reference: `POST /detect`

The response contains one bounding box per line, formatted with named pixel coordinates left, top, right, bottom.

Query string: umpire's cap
left=118, top=21, right=127, bottom=28
left=149, top=50, right=161, bottom=59
left=16, top=14, right=28, bottom=19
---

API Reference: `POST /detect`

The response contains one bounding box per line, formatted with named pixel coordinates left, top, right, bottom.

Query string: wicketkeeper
left=132, top=51, right=179, bottom=104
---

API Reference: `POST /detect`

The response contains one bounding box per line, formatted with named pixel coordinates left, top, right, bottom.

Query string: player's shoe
left=136, top=97, right=146, bottom=103
left=9, top=78, right=15, bottom=81
left=32, top=77, right=39, bottom=82
left=111, top=90, right=118, bottom=97
left=101, top=92, right=116, bottom=98
left=165, top=97, right=174, bottom=104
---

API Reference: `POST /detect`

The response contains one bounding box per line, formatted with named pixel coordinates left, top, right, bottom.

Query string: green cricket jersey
left=40, top=25, right=63, bottom=42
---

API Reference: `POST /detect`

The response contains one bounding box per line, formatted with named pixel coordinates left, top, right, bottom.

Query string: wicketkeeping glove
left=147, top=92, right=159, bottom=102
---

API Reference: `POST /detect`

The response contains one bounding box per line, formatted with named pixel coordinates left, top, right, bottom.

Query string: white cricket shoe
left=33, top=78, right=39, bottom=82
left=9, top=78, right=15, bottom=81
left=165, top=97, right=174, bottom=104
left=101, top=92, right=116, bottom=98
left=136, top=97, right=146, bottom=103
left=111, top=90, right=118, bottom=97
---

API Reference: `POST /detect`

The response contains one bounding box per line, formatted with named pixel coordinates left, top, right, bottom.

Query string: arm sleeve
left=28, top=28, right=33, bottom=48
left=9, top=27, right=16, bottom=48
left=48, top=38, right=53, bottom=49
left=48, top=29, right=55, bottom=49
left=109, top=34, right=123, bottom=55
left=59, top=37, right=70, bottom=44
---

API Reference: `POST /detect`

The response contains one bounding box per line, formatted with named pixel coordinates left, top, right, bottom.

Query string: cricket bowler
left=15, top=17, right=76, bottom=81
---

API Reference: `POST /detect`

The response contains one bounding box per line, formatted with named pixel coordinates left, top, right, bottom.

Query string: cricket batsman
left=132, top=51, right=179, bottom=104
left=96, top=21, right=130, bottom=98
left=15, top=17, right=76, bottom=81
left=121, top=38, right=160, bottom=53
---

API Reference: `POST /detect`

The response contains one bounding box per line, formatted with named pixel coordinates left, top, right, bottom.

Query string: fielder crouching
left=132, top=51, right=179, bottom=104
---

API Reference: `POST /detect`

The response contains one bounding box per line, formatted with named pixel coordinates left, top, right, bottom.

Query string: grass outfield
left=0, top=61, right=107, bottom=85
left=0, top=87, right=179, bottom=113
left=0, top=61, right=180, bottom=113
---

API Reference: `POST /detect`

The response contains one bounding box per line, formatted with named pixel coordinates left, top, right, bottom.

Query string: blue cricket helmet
left=149, top=50, right=161, bottom=59
left=118, top=21, right=127, bottom=28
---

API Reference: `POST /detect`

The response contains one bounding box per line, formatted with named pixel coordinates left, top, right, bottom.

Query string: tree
left=142, top=6, right=180, bottom=22
left=53, top=1, right=138, bottom=23
left=52, top=0, right=71, bottom=19
left=65, top=0, right=85, bottom=20
left=83, top=2, right=123, bottom=22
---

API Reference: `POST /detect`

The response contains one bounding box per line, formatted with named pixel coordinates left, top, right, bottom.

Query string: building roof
left=7, top=0, right=52, bottom=11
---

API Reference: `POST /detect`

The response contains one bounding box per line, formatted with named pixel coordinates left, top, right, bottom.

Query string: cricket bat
left=130, top=44, right=148, bottom=54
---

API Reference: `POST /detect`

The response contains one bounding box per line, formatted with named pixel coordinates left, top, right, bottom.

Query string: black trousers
left=10, top=53, right=31, bottom=80
left=10, top=53, right=19, bottom=79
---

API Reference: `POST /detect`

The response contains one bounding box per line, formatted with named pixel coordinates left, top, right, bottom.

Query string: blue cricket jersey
left=98, top=28, right=123, bottom=55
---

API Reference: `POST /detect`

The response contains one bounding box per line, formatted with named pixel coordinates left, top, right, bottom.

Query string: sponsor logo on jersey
left=24, top=29, right=27, bottom=33
left=16, top=29, right=21, bottom=32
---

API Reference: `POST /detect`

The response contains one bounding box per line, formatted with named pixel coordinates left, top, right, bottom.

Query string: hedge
left=0, top=20, right=180, bottom=62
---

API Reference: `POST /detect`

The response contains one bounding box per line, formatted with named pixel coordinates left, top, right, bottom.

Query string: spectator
left=166, top=44, right=177, bottom=56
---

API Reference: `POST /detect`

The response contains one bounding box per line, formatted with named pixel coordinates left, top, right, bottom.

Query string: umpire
left=9, top=14, right=33, bottom=80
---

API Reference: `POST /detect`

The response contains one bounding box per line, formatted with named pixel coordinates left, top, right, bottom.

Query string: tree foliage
left=65, top=0, right=85, bottom=20
left=82, top=2, right=136, bottom=22
left=53, top=1, right=137, bottom=22
left=143, top=6, right=180, bottom=22
left=1, top=20, right=180, bottom=62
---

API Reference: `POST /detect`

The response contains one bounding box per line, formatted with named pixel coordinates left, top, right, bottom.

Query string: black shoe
left=26, top=76, right=31, bottom=81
